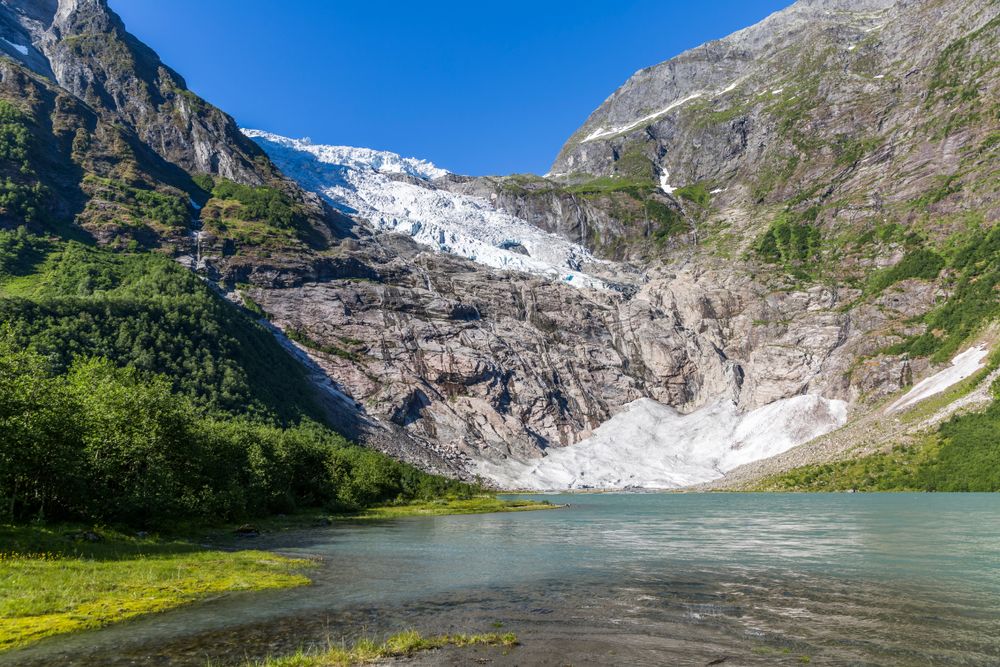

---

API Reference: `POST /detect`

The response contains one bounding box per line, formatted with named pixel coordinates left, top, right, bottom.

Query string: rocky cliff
left=241, top=0, right=997, bottom=485
left=0, top=0, right=996, bottom=488
left=0, top=0, right=341, bottom=260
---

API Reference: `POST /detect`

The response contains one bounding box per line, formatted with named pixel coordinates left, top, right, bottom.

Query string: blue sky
left=110, top=1, right=790, bottom=175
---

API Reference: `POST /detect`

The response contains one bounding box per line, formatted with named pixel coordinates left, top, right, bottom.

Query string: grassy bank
left=242, top=630, right=518, bottom=666
left=350, top=496, right=558, bottom=519
left=0, top=498, right=555, bottom=652
left=0, top=525, right=312, bottom=651
left=204, top=497, right=562, bottom=538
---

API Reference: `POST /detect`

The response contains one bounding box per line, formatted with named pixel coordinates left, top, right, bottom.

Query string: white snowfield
left=243, top=130, right=607, bottom=290
left=887, top=346, right=989, bottom=414
left=478, top=395, right=848, bottom=490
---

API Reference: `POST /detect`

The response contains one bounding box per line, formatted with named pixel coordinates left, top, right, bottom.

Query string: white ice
left=659, top=168, right=675, bottom=195
left=477, top=394, right=848, bottom=490
left=887, top=346, right=990, bottom=414
left=243, top=130, right=607, bottom=290
left=3, top=38, right=28, bottom=56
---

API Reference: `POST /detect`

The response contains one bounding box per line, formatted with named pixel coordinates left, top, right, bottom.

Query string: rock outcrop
left=0, top=0, right=996, bottom=486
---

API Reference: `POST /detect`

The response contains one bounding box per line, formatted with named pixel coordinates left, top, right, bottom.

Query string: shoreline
left=0, top=496, right=558, bottom=653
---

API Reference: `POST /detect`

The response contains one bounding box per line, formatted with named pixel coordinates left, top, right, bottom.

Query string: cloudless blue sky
left=109, top=1, right=790, bottom=175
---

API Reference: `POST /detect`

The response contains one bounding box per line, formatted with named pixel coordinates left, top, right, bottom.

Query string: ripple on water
left=3, top=493, right=999, bottom=666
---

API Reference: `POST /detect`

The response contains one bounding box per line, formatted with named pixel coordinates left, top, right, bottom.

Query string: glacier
left=476, top=395, right=848, bottom=490
left=243, top=130, right=607, bottom=290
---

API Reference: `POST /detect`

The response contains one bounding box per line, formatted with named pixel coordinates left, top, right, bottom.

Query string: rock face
left=438, top=0, right=998, bottom=266
left=16, top=0, right=266, bottom=184
left=550, top=0, right=995, bottom=196
left=241, top=234, right=920, bottom=470
left=0, top=0, right=996, bottom=486
left=235, top=0, right=997, bottom=484
left=0, top=0, right=338, bottom=254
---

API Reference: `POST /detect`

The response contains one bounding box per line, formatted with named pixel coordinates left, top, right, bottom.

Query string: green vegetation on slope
left=0, top=231, right=477, bottom=525
left=80, top=175, right=189, bottom=231
left=866, top=247, right=945, bottom=294
left=754, top=209, right=822, bottom=277
left=887, top=225, right=1000, bottom=362
left=0, top=525, right=310, bottom=651
left=0, top=233, right=319, bottom=420
left=196, top=174, right=313, bottom=248
left=759, top=371, right=1000, bottom=492
left=0, top=100, right=47, bottom=225
left=351, top=497, right=557, bottom=519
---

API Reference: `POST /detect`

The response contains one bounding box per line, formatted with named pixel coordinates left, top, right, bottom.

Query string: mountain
left=0, top=0, right=344, bottom=270
left=242, top=131, right=609, bottom=290
left=239, top=0, right=998, bottom=490
left=0, top=0, right=494, bottom=528
left=0, top=0, right=997, bottom=491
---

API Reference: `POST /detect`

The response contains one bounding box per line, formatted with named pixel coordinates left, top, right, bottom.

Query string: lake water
left=6, top=493, right=1000, bottom=666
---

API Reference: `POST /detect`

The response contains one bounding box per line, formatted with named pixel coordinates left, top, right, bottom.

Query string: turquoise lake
left=6, top=493, right=1000, bottom=666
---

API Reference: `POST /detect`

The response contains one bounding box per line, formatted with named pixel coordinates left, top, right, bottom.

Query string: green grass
left=754, top=436, right=940, bottom=492
left=564, top=176, right=655, bottom=196
left=242, top=630, right=518, bottom=666
left=757, top=401, right=1000, bottom=492
left=0, top=525, right=312, bottom=651
left=348, top=497, right=559, bottom=519
left=221, top=497, right=561, bottom=535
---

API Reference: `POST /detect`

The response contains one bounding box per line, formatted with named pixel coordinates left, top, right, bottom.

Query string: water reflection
left=4, top=493, right=999, bottom=666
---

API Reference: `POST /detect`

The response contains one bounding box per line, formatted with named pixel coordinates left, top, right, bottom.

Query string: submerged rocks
left=235, top=524, right=260, bottom=538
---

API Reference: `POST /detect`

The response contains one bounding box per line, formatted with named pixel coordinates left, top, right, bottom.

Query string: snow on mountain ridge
left=243, top=130, right=608, bottom=290
left=243, top=133, right=450, bottom=181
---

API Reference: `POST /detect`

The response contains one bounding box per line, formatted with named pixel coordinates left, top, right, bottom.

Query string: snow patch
left=477, top=395, right=848, bottom=490
left=659, top=168, right=675, bottom=195
left=887, top=346, right=989, bottom=414
left=583, top=93, right=704, bottom=142
left=580, top=77, right=749, bottom=144
left=771, top=88, right=784, bottom=95
left=873, top=74, right=885, bottom=80
left=243, top=130, right=607, bottom=290
left=710, top=188, right=725, bottom=194
left=2, top=38, right=29, bottom=56
left=718, top=80, right=740, bottom=94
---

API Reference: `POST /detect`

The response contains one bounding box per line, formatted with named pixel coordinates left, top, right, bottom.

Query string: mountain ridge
left=0, top=0, right=996, bottom=490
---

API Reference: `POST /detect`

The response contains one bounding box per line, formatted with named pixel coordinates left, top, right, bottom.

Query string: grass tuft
left=0, top=525, right=312, bottom=652
left=244, top=630, right=519, bottom=666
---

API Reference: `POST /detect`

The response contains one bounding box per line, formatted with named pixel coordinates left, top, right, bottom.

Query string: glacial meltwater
left=5, top=494, right=999, bottom=666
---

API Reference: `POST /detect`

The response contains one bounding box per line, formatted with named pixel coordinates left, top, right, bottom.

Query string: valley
left=0, top=0, right=997, bottom=663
